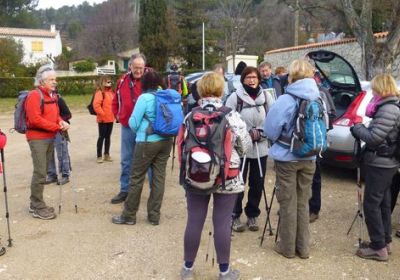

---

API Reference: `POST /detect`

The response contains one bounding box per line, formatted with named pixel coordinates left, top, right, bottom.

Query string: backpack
left=13, top=89, right=44, bottom=134
left=168, top=73, right=182, bottom=94
left=278, top=94, right=328, bottom=157
left=177, top=105, right=238, bottom=195
left=144, top=89, right=184, bottom=137
left=87, top=91, right=104, bottom=115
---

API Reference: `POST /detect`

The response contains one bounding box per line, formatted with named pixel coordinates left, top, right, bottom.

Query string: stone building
left=263, top=32, right=399, bottom=80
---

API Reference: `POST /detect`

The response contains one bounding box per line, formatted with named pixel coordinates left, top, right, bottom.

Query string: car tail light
left=333, top=91, right=366, bottom=126
left=335, top=155, right=354, bottom=162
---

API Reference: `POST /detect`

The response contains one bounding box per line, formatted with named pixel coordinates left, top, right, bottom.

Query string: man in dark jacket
left=258, top=61, right=282, bottom=98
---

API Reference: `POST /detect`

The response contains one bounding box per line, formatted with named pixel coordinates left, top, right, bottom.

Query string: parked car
left=306, top=50, right=373, bottom=169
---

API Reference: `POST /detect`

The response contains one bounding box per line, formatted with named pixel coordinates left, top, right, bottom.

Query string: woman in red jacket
left=94, top=75, right=115, bottom=163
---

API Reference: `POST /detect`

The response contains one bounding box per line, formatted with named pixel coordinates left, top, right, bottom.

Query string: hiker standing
left=167, top=64, right=188, bottom=97
left=46, top=91, right=72, bottom=185
left=225, top=66, right=274, bottom=232
left=179, top=72, right=251, bottom=280
left=94, top=75, right=115, bottom=163
left=264, top=59, right=321, bottom=259
left=26, top=65, right=70, bottom=220
left=351, top=73, right=400, bottom=261
left=112, top=71, right=172, bottom=226
left=111, top=53, right=149, bottom=204
left=259, top=61, right=282, bottom=98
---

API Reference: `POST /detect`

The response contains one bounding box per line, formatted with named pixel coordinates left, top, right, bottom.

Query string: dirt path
left=0, top=111, right=399, bottom=280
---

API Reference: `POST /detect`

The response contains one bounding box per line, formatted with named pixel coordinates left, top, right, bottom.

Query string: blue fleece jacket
left=264, top=78, right=320, bottom=161
left=128, top=90, right=166, bottom=143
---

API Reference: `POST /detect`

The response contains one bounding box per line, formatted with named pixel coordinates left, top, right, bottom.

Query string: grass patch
left=0, top=94, right=93, bottom=114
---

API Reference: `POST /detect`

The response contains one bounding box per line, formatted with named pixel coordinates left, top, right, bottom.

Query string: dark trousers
left=390, top=171, right=400, bottom=212
left=184, top=192, right=238, bottom=264
left=363, top=165, right=397, bottom=250
left=97, top=122, right=113, bottom=158
left=309, top=159, right=321, bottom=214
left=233, top=156, right=267, bottom=219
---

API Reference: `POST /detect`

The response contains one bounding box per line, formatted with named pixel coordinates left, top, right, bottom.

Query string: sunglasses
left=105, top=81, right=112, bottom=84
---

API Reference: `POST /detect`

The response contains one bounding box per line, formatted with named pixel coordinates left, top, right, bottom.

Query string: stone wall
left=264, top=40, right=400, bottom=80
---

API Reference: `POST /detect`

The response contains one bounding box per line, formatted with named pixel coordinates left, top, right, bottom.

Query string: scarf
left=242, top=84, right=260, bottom=98
left=365, top=95, right=382, bottom=118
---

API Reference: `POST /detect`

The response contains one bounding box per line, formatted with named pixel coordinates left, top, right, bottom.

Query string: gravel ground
left=0, top=111, right=399, bottom=280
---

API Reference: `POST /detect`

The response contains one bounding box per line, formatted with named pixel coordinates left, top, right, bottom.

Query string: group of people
left=8, top=52, right=400, bottom=278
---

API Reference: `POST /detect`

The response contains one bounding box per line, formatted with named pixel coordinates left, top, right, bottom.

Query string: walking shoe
left=111, top=192, right=128, bottom=204
left=0, top=246, right=5, bottom=256
left=360, top=241, right=392, bottom=255
left=97, top=157, right=103, bottom=164
left=295, top=249, right=310, bottom=259
left=180, top=266, right=194, bottom=280
left=232, top=217, right=245, bottom=232
left=148, top=218, right=159, bottom=226
left=356, top=246, right=388, bottom=261
left=273, top=242, right=295, bottom=259
left=395, top=229, right=400, bottom=238
left=44, top=177, right=58, bottom=185
left=103, top=154, right=113, bottom=162
left=247, top=217, right=259, bottom=231
left=309, top=213, right=319, bottom=223
left=111, top=215, right=136, bottom=225
left=58, top=176, right=70, bottom=185
left=32, top=207, right=56, bottom=220
left=218, top=268, right=240, bottom=280
left=29, top=205, right=55, bottom=213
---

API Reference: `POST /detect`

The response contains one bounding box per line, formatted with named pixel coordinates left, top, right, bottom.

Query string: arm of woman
left=264, top=96, right=294, bottom=142
left=93, top=91, right=105, bottom=117
left=227, top=111, right=252, bottom=156
left=128, top=94, right=147, bottom=133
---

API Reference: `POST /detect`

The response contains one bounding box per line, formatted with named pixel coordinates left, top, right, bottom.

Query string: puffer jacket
left=191, top=97, right=252, bottom=194
left=351, top=96, right=400, bottom=168
left=225, top=84, right=275, bottom=158
left=94, top=88, right=115, bottom=123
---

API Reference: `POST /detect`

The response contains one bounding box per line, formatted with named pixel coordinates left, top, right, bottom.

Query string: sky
left=36, top=0, right=107, bottom=10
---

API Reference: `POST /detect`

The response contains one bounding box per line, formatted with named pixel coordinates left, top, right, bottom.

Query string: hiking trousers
left=275, top=160, right=315, bottom=257
left=309, top=159, right=321, bottom=214
left=122, top=139, right=172, bottom=223
left=28, top=139, right=54, bottom=209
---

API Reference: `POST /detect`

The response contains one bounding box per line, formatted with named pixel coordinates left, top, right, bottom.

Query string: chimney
left=50, top=24, right=56, bottom=32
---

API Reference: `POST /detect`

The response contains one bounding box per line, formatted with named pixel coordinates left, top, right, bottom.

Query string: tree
left=139, top=0, right=169, bottom=70
left=0, top=0, right=39, bottom=27
left=341, top=0, right=400, bottom=79
left=0, top=37, right=24, bottom=77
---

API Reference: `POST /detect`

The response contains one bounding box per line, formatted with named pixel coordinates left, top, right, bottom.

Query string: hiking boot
left=111, top=215, right=136, bottom=225
left=148, top=219, right=159, bottom=226
left=97, top=157, right=103, bottom=164
left=44, top=177, right=58, bottom=185
left=219, top=268, right=240, bottom=280
left=273, top=242, right=295, bottom=259
left=111, top=192, right=128, bottom=204
left=58, top=176, right=70, bottom=185
left=103, top=154, right=113, bottom=162
left=29, top=205, right=55, bottom=213
left=295, top=249, right=310, bottom=259
left=32, top=207, right=56, bottom=220
left=356, top=246, right=388, bottom=261
left=247, top=217, right=259, bottom=231
left=232, top=217, right=245, bottom=232
left=180, top=266, right=194, bottom=280
left=309, top=213, right=319, bottom=223
left=0, top=246, right=5, bottom=256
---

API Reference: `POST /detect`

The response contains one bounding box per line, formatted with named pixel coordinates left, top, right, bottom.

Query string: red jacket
left=25, top=87, right=62, bottom=140
left=112, top=73, right=142, bottom=127
left=94, top=88, right=115, bottom=123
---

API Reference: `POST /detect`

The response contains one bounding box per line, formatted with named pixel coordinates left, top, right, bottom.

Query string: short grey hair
left=128, top=53, right=146, bottom=66
left=34, top=65, right=55, bottom=86
left=258, top=61, right=272, bottom=70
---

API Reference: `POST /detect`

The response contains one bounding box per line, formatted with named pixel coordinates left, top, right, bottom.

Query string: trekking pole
left=58, top=133, right=63, bottom=214
left=275, top=214, right=280, bottom=244
left=239, top=154, right=246, bottom=185
left=254, top=142, right=263, bottom=178
left=65, top=132, right=78, bottom=214
left=260, top=185, right=276, bottom=247
left=0, top=149, right=13, bottom=247
left=205, top=230, right=212, bottom=262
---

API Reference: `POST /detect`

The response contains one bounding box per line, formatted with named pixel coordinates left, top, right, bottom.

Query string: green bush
left=73, top=60, right=96, bottom=73
left=0, top=75, right=119, bottom=97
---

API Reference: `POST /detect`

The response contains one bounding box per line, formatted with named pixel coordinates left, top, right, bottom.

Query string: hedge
left=0, top=75, right=119, bottom=98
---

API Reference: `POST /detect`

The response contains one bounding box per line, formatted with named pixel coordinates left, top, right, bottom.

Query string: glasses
left=106, top=81, right=112, bottom=84
left=244, top=76, right=258, bottom=80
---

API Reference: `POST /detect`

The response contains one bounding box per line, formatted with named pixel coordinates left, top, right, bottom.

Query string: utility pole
left=294, top=0, right=299, bottom=46
left=202, top=22, right=205, bottom=70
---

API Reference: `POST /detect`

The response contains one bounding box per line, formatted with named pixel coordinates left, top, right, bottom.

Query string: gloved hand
left=249, top=128, right=261, bottom=142
left=350, top=125, right=359, bottom=139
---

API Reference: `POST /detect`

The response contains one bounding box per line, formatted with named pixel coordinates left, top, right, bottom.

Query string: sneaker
left=44, top=177, right=58, bottom=185
left=356, top=246, right=388, bottom=261
left=0, top=246, right=5, bottom=256
left=180, top=266, right=194, bottom=280
left=247, top=217, right=259, bottom=231
left=309, top=213, right=319, bottom=223
left=111, top=192, right=128, bottom=204
left=219, top=268, right=240, bottom=280
left=232, top=217, right=245, bottom=232
left=97, top=157, right=103, bottom=164
left=103, top=154, right=113, bottom=162
left=58, top=176, right=70, bottom=185
left=295, top=249, right=310, bottom=259
left=273, top=241, right=295, bottom=259
left=32, top=207, right=56, bottom=220
left=111, top=215, right=136, bottom=225
left=360, top=241, right=392, bottom=255
left=29, top=205, right=55, bottom=213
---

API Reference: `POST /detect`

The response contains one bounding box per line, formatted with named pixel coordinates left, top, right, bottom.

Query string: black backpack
left=87, top=91, right=104, bottom=115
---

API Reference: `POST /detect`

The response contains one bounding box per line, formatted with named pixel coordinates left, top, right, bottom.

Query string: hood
left=285, top=78, right=320, bottom=101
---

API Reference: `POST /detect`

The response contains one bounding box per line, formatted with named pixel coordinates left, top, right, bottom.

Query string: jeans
left=363, top=165, right=397, bottom=250
left=119, top=125, right=152, bottom=193
left=97, top=122, right=113, bottom=158
left=47, top=132, right=70, bottom=179
left=309, top=159, right=321, bottom=214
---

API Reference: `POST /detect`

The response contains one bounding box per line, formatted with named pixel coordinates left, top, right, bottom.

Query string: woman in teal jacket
left=112, top=71, right=173, bottom=226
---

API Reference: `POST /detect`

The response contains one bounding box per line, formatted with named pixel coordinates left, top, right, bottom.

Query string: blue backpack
left=279, top=95, right=328, bottom=157
left=145, top=89, right=184, bottom=137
